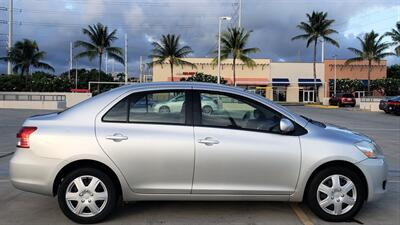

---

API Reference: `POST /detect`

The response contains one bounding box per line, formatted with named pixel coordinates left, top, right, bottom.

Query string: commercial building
left=324, top=59, right=387, bottom=96
left=152, top=57, right=387, bottom=103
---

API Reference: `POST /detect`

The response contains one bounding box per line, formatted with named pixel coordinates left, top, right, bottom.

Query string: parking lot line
left=0, top=152, right=14, bottom=158
left=290, top=203, right=314, bottom=225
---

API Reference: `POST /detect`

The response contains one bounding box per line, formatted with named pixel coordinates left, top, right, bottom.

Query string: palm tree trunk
left=367, top=60, right=371, bottom=95
left=170, top=60, right=174, bottom=82
left=313, top=40, right=318, bottom=102
left=98, top=53, right=103, bottom=93
left=233, top=57, right=236, bottom=86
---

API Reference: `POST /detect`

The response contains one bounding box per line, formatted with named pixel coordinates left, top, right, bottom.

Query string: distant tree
left=329, top=79, right=364, bottom=95
left=387, top=64, right=400, bottom=79
left=213, top=27, right=259, bottom=86
left=346, top=31, right=395, bottom=94
left=385, top=22, right=400, bottom=56
left=74, top=23, right=124, bottom=92
left=0, top=39, right=54, bottom=77
left=149, top=34, right=195, bottom=82
left=371, top=78, right=400, bottom=96
left=292, top=11, right=339, bottom=102
left=180, top=72, right=227, bottom=84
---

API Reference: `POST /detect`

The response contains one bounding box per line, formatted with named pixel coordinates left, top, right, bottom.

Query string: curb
left=304, top=104, right=339, bottom=109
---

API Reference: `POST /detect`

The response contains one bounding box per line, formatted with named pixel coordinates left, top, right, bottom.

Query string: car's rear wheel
left=306, top=167, right=365, bottom=222
left=57, top=168, right=117, bottom=224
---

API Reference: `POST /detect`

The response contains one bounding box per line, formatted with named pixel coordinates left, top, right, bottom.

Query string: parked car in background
left=10, top=83, right=387, bottom=223
left=153, top=94, right=219, bottom=114
left=329, top=93, right=356, bottom=107
left=379, top=96, right=400, bottom=115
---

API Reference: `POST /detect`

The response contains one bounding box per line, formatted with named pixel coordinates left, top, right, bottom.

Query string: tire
left=159, top=106, right=170, bottom=113
left=57, top=168, right=117, bottom=224
left=306, top=167, right=365, bottom=222
left=384, top=110, right=390, bottom=114
left=351, top=104, right=356, bottom=107
left=202, top=105, right=213, bottom=114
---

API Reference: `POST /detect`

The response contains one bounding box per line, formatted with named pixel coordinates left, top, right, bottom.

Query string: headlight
left=354, top=141, right=381, bottom=159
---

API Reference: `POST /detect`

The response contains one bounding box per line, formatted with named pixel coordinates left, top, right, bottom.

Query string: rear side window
left=342, top=94, right=354, bottom=98
left=102, top=98, right=128, bottom=122
left=102, top=91, right=187, bottom=125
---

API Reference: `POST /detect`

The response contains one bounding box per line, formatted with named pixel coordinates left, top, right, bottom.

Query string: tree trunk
left=98, top=53, right=103, bottom=93
left=233, top=57, right=236, bottom=86
left=367, top=60, right=372, bottom=95
left=313, top=40, right=319, bottom=102
left=170, top=60, right=174, bottom=82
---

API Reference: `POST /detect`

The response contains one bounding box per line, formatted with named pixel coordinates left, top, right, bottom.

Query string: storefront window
left=273, top=87, right=287, bottom=102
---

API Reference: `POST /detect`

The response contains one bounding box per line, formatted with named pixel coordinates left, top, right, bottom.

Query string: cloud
left=0, top=0, right=398, bottom=75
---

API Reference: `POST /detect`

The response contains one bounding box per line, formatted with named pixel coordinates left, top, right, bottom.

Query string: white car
left=153, top=94, right=219, bottom=114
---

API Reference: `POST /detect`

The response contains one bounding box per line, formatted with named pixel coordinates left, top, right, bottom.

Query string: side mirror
left=280, top=118, right=295, bottom=134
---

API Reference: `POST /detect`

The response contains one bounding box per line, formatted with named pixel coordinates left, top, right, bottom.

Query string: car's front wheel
left=57, top=168, right=117, bottom=224
left=306, top=167, right=365, bottom=222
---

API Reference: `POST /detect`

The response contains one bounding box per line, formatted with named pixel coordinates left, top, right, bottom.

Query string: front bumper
left=356, top=158, right=388, bottom=202
left=9, top=149, right=61, bottom=196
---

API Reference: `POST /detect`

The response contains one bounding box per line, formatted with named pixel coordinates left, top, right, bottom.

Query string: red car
left=329, top=93, right=356, bottom=107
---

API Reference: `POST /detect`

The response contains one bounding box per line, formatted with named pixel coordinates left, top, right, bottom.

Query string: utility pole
left=334, top=54, right=337, bottom=97
left=238, top=0, right=242, bottom=28
left=7, top=0, right=13, bottom=75
left=105, top=51, right=108, bottom=74
left=139, top=56, right=143, bottom=83
left=69, top=42, right=72, bottom=80
left=112, top=59, right=115, bottom=75
left=124, top=34, right=128, bottom=84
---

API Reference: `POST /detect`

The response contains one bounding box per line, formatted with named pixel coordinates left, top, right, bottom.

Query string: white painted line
left=0, top=179, right=10, bottom=183
left=290, top=203, right=314, bottom=225
left=388, top=180, right=400, bottom=183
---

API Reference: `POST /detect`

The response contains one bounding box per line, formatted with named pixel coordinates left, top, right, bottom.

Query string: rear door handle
left=198, top=137, right=220, bottom=146
left=106, top=133, right=128, bottom=142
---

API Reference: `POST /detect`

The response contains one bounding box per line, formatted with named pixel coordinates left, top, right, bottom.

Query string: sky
left=0, top=0, right=399, bottom=77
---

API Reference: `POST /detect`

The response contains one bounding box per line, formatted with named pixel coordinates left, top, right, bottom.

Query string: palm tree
left=292, top=11, right=339, bottom=102
left=1, top=39, right=54, bottom=76
left=214, top=27, right=259, bottom=86
left=346, top=31, right=395, bottom=94
left=385, top=22, right=400, bottom=56
left=74, top=23, right=124, bottom=92
left=149, top=34, right=194, bottom=82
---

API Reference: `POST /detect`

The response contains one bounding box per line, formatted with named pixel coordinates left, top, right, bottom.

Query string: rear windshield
left=342, top=94, right=354, bottom=98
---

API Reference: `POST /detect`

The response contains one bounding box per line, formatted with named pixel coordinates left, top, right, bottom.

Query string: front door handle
left=106, top=133, right=128, bottom=142
left=198, top=137, right=220, bottom=146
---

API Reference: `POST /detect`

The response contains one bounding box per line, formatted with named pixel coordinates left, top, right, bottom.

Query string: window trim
left=193, top=90, right=307, bottom=136
left=101, top=89, right=193, bottom=126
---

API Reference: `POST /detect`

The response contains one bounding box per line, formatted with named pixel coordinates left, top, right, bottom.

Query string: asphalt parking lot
left=0, top=107, right=399, bottom=225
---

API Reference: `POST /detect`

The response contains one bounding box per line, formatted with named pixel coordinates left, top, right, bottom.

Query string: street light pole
left=217, top=16, right=231, bottom=84
left=7, top=0, right=13, bottom=75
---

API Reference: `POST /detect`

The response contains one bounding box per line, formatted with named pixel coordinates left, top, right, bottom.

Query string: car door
left=96, top=90, right=195, bottom=194
left=192, top=91, right=302, bottom=195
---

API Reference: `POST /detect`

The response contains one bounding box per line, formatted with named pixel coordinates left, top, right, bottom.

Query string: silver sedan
left=10, top=82, right=387, bottom=224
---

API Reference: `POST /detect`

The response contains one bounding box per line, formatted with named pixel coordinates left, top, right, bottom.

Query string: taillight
left=388, top=102, right=400, bottom=106
left=16, top=126, right=37, bottom=148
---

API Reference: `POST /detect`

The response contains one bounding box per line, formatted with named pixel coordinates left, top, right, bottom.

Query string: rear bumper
left=356, top=158, right=388, bottom=202
left=9, top=149, right=61, bottom=196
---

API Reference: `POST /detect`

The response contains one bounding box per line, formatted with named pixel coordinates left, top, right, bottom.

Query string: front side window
left=103, top=91, right=187, bottom=125
left=199, top=92, right=282, bottom=133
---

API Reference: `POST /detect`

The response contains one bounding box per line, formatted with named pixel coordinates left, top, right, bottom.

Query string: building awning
left=272, top=78, right=290, bottom=86
left=298, top=78, right=322, bottom=87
